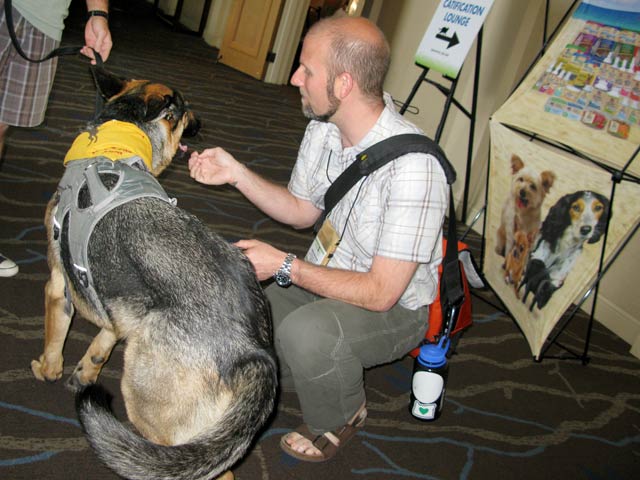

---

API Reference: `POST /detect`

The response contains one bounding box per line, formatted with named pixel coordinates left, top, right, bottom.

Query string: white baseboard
left=592, top=295, right=640, bottom=359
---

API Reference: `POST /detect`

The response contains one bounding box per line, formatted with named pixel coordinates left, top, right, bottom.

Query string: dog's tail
left=76, top=351, right=277, bottom=480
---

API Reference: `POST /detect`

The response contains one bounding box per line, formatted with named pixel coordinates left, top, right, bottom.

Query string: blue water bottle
left=410, top=336, right=450, bottom=421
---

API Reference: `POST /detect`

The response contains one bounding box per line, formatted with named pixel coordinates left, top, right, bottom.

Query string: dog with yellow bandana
left=30, top=67, right=277, bottom=480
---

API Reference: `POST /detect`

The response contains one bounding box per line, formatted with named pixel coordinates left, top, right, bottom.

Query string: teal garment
left=12, top=0, right=72, bottom=41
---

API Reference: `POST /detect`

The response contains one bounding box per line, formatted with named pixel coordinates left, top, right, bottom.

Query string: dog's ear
left=539, top=194, right=571, bottom=251
left=511, top=154, right=524, bottom=174
left=540, top=171, right=556, bottom=194
left=143, top=95, right=174, bottom=122
left=91, top=66, right=127, bottom=100
left=588, top=192, right=610, bottom=244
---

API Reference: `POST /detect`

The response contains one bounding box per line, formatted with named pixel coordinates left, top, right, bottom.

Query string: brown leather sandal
left=280, top=403, right=367, bottom=462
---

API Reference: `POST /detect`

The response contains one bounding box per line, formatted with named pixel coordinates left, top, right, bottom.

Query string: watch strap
left=88, top=10, right=109, bottom=20
left=275, top=253, right=296, bottom=286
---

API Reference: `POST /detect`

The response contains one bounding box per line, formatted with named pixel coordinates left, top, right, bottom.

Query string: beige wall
left=378, top=0, right=558, bottom=218
left=377, top=0, right=639, bottom=357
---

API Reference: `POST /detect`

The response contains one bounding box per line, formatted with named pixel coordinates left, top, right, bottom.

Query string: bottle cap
left=417, top=336, right=450, bottom=367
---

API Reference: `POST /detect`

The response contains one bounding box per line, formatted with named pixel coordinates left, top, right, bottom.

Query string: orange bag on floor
left=410, top=239, right=479, bottom=357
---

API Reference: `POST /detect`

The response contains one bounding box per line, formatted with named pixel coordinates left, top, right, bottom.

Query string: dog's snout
left=580, top=225, right=592, bottom=237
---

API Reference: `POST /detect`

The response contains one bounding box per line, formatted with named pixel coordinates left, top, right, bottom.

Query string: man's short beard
left=302, top=86, right=341, bottom=122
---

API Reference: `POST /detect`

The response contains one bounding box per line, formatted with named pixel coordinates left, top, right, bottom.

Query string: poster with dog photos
left=492, top=0, right=640, bottom=177
left=484, top=121, right=640, bottom=359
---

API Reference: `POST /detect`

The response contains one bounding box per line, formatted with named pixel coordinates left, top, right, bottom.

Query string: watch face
left=275, top=272, right=291, bottom=287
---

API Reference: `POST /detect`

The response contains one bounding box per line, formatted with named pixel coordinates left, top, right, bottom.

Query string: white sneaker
left=0, top=254, right=19, bottom=277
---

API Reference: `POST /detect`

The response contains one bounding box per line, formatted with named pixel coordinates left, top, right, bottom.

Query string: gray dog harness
left=53, top=156, right=176, bottom=318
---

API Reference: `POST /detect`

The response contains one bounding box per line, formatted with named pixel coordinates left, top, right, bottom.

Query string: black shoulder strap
left=316, top=133, right=465, bottom=338
left=358, top=134, right=457, bottom=183
left=440, top=191, right=465, bottom=338
left=315, top=134, right=456, bottom=232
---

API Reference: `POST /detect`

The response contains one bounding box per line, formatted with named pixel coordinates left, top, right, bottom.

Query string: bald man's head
left=306, top=16, right=390, bottom=101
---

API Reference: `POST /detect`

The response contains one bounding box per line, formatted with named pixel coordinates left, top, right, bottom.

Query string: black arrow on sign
left=436, top=27, right=460, bottom=49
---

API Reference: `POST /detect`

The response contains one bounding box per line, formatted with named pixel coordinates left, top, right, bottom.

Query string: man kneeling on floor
left=189, top=15, right=448, bottom=462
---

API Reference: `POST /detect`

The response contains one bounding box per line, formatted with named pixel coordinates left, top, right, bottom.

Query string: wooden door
left=219, top=0, right=284, bottom=80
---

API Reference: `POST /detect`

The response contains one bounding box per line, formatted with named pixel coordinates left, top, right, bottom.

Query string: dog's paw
left=31, top=355, right=63, bottom=382
left=65, top=372, right=92, bottom=392
left=534, top=280, right=555, bottom=309
left=65, top=361, right=98, bottom=392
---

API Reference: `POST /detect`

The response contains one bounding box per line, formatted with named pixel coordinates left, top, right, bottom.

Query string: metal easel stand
left=535, top=142, right=640, bottom=364
left=471, top=0, right=620, bottom=364
left=480, top=124, right=640, bottom=364
left=526, top=0, right=637, bottom=363
left=399, top=28, right=484, bottom=224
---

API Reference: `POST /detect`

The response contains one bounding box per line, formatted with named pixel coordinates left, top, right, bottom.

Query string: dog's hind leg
left=31, top=267, right=73, bottom=382
left=67, top=327, right=118, bottom=391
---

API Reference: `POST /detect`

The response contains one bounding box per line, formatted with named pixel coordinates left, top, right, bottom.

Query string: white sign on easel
left=415, top=0, right=494, bottom=78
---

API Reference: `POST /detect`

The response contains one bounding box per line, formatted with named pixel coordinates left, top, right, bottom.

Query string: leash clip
left=73, top=264, right=90, bottom=288
left=53, top=216, right=61, bottom=241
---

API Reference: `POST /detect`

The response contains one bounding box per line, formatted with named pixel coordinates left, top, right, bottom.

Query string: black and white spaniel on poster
left=519, top=190, right=610, bottom=311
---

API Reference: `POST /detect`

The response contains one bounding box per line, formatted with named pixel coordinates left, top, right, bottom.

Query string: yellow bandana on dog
left=64, top=120, right=153, bottom=170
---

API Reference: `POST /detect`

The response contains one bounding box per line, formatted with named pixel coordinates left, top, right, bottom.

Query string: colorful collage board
left=486, top=1, right=640, bottom=358
left=534, top=4, right=640, bottom=141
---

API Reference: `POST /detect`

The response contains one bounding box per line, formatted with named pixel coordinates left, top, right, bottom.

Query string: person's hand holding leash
left=82, top=2, right=112, bottom=64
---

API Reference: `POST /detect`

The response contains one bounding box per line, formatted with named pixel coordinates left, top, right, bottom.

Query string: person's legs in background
left=0, top=7, right=59, bottom=279
left=0, top=121, right=18, bottom=276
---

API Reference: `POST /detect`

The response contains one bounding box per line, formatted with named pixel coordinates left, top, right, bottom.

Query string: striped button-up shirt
left=289, top=95, right=448, bottom=310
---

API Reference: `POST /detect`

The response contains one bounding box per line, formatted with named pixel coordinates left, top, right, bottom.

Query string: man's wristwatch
left=274, top=253, right=296, bottom=287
